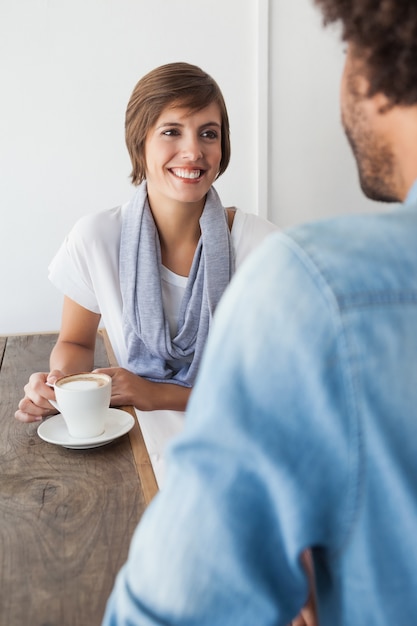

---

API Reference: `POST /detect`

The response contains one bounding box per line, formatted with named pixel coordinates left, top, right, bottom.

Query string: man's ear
left=374, top=91, right=394, bottom=115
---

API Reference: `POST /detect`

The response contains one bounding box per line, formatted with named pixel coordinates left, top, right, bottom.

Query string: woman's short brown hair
left=125, top=62, right=231, bottom=185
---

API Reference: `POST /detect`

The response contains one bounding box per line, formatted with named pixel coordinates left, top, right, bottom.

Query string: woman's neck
left=147, top=190, right=205, bottom=276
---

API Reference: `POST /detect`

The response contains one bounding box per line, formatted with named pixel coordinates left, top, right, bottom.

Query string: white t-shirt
left=49, top=204, right=278, bottom=368
left=49, top=205, right=277, bottom=487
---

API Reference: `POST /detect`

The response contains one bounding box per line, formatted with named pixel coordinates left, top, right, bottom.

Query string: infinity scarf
left=119, top=182, right=234, bottom=387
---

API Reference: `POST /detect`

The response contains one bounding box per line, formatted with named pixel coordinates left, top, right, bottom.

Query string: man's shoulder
left=283, top=208, right=417, bottom=302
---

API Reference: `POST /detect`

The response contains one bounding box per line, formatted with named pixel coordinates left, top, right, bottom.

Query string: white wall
left=268, top=0, right=383, bottom=227
left=1, top=0, right=383, bottom=334
left=0, top=0, right=260, bottom=334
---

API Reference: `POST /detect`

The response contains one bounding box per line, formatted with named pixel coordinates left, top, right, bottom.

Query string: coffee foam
left=56, top=374, right=108, bottom=390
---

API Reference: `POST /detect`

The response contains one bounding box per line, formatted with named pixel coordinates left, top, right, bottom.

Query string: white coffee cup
left=51, top=372, right=112, bottom=438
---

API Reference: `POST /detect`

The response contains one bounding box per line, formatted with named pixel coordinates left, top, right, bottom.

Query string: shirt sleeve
left=48, top=215, right=101, bottom=313
left=232, top=210, right=279, bottom=269
left=102, top=231, right=359, bottom=626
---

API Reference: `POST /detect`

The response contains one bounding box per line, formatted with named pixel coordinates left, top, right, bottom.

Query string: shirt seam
left=278, top=233, right=363, bottom=558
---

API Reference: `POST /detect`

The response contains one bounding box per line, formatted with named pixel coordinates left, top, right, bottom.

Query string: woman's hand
left=15, top=369, right=64, bottom=422
left=15, top=299, right=101, bottom=423
left=94, top=367, right=191, bottom=412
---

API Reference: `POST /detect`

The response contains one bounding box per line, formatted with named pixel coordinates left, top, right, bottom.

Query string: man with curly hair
left=103, top=1, right=417, bottom=625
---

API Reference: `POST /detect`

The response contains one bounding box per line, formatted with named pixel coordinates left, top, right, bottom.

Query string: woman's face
left=144, top=101, right=222, bottom=208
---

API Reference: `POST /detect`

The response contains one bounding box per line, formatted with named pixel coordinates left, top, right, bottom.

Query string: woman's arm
left=94, top=367, right=192, bottom=412
left=51, top=298, right=192, bottom=411
left=15, top=297, right=101, bottom=422
left=15, top=294, right=191, bottom=421
left=50, top=296, right=101, bottom=373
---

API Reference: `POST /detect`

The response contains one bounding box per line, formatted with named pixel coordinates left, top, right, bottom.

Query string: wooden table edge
left=99, top=329, right=159, bottom=505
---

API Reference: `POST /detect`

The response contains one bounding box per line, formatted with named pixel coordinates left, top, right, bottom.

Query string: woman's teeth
left=171, top=168, right=201, bottom=179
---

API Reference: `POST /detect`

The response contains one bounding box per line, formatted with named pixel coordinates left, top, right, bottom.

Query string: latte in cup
left=56, top=374, right=108, bottom=390
left=54, top=373, right=112, bottom=439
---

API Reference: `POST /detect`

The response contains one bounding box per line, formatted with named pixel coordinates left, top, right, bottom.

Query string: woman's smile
left=169, top=167, right=205, bottom=181
left=145, top=101, right=222, bottom=207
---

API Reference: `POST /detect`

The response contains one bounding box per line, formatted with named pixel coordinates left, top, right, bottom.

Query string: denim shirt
left=103, top=185, right=417, bottom=625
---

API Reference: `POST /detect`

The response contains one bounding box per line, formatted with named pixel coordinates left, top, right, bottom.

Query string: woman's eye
left=201, top=130, right=218, bottom=139
left=162, top=129, right=180, bottom=137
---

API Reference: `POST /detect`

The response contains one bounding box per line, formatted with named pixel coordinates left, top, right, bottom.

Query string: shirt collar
left=405, top=179, right=417, bottom=207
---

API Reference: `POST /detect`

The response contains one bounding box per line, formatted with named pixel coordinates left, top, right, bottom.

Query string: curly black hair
left=315, top=0, right=417, bottom=106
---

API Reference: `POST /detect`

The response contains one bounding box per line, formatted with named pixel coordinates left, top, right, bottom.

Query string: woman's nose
left=181, top=136, right=203, bottom=160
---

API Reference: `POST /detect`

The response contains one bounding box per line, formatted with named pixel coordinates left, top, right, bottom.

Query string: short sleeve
left=231, top=210, right=278, bottom=268
left=48, top=216, right=101, bottom=313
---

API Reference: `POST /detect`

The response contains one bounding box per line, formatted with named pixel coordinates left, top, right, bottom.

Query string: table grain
left=0, top=332, right=157, bottom=626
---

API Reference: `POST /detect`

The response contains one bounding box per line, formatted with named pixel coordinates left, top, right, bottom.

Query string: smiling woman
left=144, top=102, right=223, bottom=212
left=15, top=62, right=278, bottom=423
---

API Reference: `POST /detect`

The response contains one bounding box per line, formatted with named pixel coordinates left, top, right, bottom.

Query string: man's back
left=282, top=201, right=417, bottom=622
left=102, top=1, right=417, bottom=622
left=103, top=195, right=417, bottom=625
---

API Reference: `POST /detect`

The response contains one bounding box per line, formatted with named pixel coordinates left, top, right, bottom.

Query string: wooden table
left=0, top=331, right=158, bottom=626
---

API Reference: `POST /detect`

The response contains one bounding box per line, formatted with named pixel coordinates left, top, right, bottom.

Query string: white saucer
left=37, top=408, right=135, bottom=449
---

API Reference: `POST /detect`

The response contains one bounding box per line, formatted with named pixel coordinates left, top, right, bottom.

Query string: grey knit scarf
left=119, top=182, right=234, bottom=387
